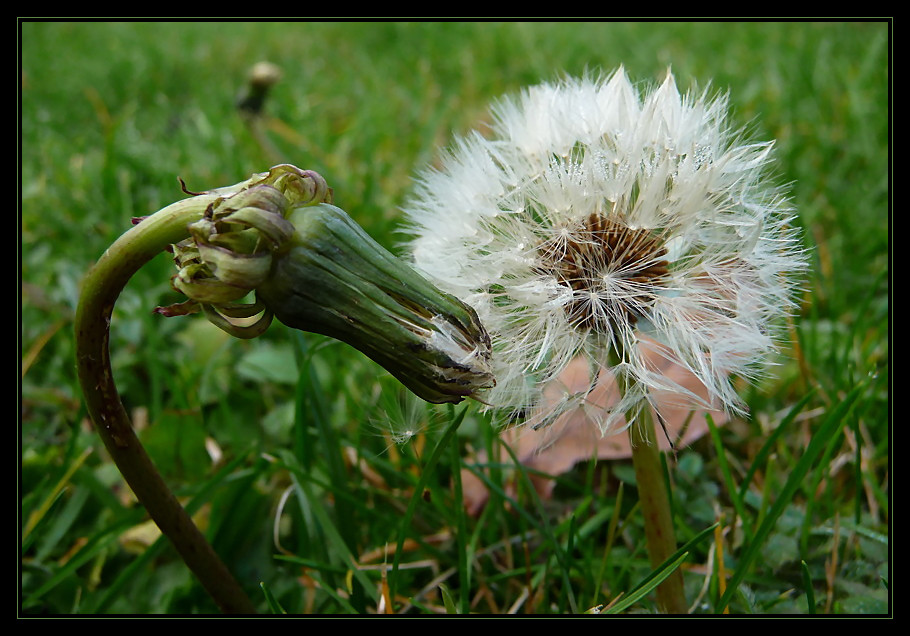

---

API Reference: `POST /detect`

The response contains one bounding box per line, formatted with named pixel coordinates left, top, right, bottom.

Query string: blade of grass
left=274, top=452, right=379, bottom=608
left=259, top=581, right=288, bottom=614
left=449, top=428, right=470, bottom=615
left=706, top=413, right=752, bottom=545
left=737, top=392, right=815, bottom=506
left=301, top=568, right=362, bottom=613
left=85, top=451, right=256, bottom=613
left=22, top=511, right=145, bottom=610
left=799, top=407, right=851, bottom=556
left=22, top=449, right=93, bottom=547
left=717, top=381, right=864, bottom=613
left=439, top=583, right=459, bottom=614
left=499, top=440, right=578, bottom=613
left=602, top=552, right=690, bottom=614
left=800, top=560, right=817, bottom=614
left=389, top=405, right=468, bottom=603
left=606, top=522, right=717, bottom=614
left=290, top=330, right=367, bottom=612
left=593, top=481, right=624, bottom=608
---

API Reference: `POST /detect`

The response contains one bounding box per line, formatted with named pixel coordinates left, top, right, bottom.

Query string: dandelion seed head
left=403, top=68, right=808, bottom=435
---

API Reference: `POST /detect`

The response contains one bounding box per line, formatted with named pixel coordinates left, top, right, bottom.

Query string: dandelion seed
left=367, top=387, right=441, bottom=455
left=404, top=68, right=808, bottom=436
left=388, top=428, right=420, bottom=448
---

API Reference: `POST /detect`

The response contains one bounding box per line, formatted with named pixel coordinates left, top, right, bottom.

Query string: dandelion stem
left=74, top=193, right=257, bottom=614
left=628, top=406, right=688, bottom=614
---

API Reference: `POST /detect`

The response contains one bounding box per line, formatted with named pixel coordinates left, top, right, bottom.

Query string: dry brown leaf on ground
left=460, top=337, right=729, bottom=515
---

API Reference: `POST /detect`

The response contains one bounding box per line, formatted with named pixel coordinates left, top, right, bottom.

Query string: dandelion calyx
left=256, top=201, right=495, bottom=405
left=161, top=164, right=495, bottom=404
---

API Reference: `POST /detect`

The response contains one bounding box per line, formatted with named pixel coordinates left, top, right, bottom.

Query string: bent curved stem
left=74, top=193, right=257, bottom=614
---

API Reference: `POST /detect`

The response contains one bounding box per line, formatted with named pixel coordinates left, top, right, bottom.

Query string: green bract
left=162, top=164, right=495, bottom=404
left=258, top=202, right=495, bottom=404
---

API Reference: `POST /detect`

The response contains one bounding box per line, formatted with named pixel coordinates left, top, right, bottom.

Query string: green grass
left=20, top=20, right=889, bottom=615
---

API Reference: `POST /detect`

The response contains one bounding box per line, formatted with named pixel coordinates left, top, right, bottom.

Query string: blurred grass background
left=20, top=20, right=889, bottom=615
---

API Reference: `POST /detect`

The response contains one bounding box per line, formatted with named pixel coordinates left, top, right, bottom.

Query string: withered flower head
left=159, top=164, right=495, bottom=404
